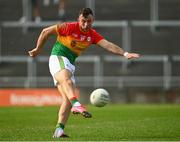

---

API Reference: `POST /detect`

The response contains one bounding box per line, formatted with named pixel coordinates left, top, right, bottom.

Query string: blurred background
left=0, top=0, right=180, bottom=105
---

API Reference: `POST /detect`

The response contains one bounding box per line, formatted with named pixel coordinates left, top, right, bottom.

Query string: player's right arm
left=28, top=25, right=57, bottom=57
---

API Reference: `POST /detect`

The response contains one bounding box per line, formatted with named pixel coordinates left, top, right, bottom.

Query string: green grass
left=0, top=104, right=180, bottom=141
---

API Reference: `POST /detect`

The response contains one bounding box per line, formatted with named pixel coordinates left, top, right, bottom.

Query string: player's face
left=78, top=14, right=94, bottom=32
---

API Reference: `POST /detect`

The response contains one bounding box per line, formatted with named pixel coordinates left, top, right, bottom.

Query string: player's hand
left=124, top=52, right=140, bottom=59
left=28, top=48, right=41, bottom=57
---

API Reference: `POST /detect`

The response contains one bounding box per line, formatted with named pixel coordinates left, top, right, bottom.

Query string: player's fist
left=28, top=48, right=41, bottom=57
left=124, top=52, right=140, bottom=59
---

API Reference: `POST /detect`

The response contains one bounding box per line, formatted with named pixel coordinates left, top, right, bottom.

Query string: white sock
left=73, top=102, right=81, bottom=107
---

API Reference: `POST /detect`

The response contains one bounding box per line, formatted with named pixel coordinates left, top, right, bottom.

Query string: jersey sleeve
left=92, top=30, right=104, bottom=44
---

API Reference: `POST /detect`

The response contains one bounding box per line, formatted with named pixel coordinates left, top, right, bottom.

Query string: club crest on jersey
left=71, top=40, right=77, bottom=47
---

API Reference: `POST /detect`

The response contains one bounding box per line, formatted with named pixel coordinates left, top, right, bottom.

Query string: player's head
left=78, top=8, right=94, bottom=32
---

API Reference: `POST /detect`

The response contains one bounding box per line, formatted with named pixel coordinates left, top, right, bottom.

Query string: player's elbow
left=41, top=28, right=48, bottom=35
left=41, top=28, right=50, bottom=39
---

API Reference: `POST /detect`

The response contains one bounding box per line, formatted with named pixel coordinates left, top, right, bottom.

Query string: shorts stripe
left=58, top=56, right=65, bottom=69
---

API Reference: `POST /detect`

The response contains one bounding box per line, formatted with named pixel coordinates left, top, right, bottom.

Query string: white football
left=90, top=88, right=110, bottom=107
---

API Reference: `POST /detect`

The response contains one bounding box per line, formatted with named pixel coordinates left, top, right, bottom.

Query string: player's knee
left=61, top=78, right=73, bottom=87
left=55, top=72, right=73, bottom=86
left=66, top=78, right=73, bottom=86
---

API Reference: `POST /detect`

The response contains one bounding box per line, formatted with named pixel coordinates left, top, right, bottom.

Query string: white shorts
left=49, top=55, right=76, bottom=86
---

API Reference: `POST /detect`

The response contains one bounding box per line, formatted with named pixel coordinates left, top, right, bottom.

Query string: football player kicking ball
left=28, top=8, right=140, bottom=138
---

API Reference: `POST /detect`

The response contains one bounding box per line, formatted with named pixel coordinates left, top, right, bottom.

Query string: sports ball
left=90, top=88, right=110, bottom=107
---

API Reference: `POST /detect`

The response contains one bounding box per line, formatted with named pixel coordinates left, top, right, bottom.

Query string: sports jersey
left=51, top=22, right=104, bottom=64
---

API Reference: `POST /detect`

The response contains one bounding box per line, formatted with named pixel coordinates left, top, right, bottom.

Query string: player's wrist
left=123, top=52, right=129, bottom=57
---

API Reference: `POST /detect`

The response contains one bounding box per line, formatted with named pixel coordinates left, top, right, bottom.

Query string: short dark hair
left=79, top=8, right=93, bottom=18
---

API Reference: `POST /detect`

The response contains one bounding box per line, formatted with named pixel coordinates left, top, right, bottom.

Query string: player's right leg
left=71, top=105, right=92, bottom=118
left=55, top=69, right=92, bottom=118
left=49, top=55, right=92, bottom=118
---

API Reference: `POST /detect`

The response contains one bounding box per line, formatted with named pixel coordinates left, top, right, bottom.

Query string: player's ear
left=92, top=17, right=94, bottom=22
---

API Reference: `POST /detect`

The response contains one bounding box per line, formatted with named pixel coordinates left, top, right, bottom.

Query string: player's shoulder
left=65, top=22, right=78, bottom=28
left=90, top=28, right=99, bottom=35
left=91, top=28, right=96, bottom=32
left=58, top=22, right=77, bottom=28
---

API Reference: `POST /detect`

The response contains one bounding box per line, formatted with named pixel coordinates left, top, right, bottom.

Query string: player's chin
left=82, top=27, right=90, bottom=32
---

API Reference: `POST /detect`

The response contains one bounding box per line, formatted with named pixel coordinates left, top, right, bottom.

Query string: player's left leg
left=57, top=84, right=71, bottom=125
left=53, top=84, right=71, bottom=138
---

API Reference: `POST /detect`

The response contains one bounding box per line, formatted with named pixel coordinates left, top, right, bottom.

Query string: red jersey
left=55, top=22, right=104, bottom=55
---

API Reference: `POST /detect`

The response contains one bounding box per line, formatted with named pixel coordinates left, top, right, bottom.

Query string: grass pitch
left=0, top=104, right=180, bottom=141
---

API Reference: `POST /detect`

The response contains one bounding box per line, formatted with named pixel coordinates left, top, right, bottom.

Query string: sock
left=56, top=123, right=65, bottom=130
left=70, top=96, right=81, bottom=106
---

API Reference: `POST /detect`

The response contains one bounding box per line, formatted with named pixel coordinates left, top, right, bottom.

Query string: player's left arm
left=97, top=39, right=140, bottom=59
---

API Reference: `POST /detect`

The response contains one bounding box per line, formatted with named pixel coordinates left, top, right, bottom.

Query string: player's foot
left=53, top=127, right=69, bottom=138
left=71, top=105, right=92, bottom=118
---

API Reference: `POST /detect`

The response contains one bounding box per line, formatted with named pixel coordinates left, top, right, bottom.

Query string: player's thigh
left=49, top=55, right=75, bottom=85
